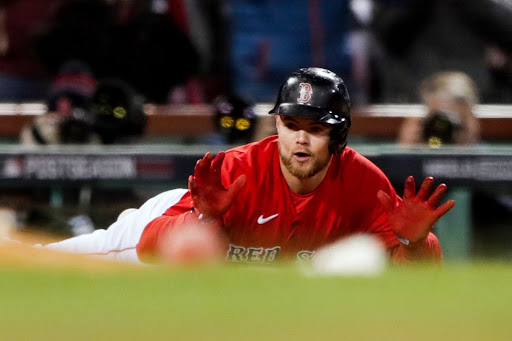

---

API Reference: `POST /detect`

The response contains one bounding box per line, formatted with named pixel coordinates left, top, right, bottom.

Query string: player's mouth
left=293, top=152, right=311, bottom=162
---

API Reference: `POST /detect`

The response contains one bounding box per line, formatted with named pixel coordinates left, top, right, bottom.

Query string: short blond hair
left=419, top=72, right=479, bottom=108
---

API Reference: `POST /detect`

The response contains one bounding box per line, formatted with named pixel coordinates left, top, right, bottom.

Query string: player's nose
left=296, top=130, right=309, bottom=145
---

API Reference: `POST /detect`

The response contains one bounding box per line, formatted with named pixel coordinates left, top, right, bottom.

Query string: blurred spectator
left=14, top=65, right=147, bottom=237
left=20, top=60, right=99, bottom=145
left=106, top=0, right=202, bottom=104
left=33, top=0, right=115, bottom=78
left=395, top=69, right=512, bottom=258
left=348, top=0, right=375, bottom=104
left=0, top=0, right=71, bottom=101
left=371, top=0, right=512, bottom=103
left=175, top=0, right=229, bottom=102
left=398, top=71, right=480, bottom=146
left=486, top=46, right=512, bottom=103
left=35, top=0, right=206, bottom=104
left=20, top=60, right=147, bottom=145
left=224, top=0, right=355, bottom=103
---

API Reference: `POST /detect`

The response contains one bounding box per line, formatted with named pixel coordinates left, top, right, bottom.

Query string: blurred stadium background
left=0, top=1, right=512, bottom=338
left=0, top=0, right=509, bottom=260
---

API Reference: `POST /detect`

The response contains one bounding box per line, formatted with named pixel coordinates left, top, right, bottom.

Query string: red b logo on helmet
left=297, top=83, right=312, bottom=103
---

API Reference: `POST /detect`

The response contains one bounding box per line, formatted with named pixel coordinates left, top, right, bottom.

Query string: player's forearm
left=136, top=211, right=206, bottom=263
left=390, top=232, right=443, bottom=264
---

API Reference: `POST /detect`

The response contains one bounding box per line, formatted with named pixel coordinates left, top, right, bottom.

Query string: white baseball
left=311, top=234, right=388, bottom=277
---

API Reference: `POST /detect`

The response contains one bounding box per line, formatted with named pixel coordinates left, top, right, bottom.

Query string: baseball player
left=46, top=67, right=455, bottom=264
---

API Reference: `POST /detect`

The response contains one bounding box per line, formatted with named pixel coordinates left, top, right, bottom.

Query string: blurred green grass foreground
left=0, top=262, right=511, bottom=341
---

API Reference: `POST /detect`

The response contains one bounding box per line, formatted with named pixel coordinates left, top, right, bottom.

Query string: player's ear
left=275, top=115, right=281, bottom=132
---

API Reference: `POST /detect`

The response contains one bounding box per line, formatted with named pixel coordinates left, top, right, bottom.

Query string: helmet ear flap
left=329, top=117, right=351, bottom=155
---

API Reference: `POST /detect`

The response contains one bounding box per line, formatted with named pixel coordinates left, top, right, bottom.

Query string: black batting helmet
left=269, top=67, right=351, bottom=154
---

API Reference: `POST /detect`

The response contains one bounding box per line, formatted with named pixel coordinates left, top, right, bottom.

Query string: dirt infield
left=0, top=231, right=138, bottom=271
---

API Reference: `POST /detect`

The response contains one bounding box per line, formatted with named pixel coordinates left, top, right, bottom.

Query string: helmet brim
left=269, top=103, right=345, bottom=125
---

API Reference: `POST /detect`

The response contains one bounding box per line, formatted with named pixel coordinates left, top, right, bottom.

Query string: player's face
left=276, top=115, right=332, bottom=178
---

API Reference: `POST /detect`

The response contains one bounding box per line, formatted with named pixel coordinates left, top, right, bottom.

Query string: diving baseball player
left=46, top=67, right=455, bottom=265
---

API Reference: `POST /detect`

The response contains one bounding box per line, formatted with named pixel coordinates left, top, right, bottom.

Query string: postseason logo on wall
left=1, top=155, right=136, bottom=180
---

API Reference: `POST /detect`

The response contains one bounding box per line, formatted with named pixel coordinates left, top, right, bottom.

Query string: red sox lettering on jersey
left=226, top=244, right=316, bottom=263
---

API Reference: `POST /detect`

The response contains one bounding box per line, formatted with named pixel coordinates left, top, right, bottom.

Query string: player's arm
left=135, top=196, right=209, bottom=262
left=378, top=176, right=455, bottom=263
left=137, top=152, right=245, bottom=263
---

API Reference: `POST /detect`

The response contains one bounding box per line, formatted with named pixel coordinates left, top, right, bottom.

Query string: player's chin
left=288, top=160, right=319, bottom=178
left=157, top=223, right=227, bottom=267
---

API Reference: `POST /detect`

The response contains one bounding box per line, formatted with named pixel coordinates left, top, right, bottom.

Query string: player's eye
left=309, top=125, right=329, bottom=135
left=284, top=122, right=299, bottom=131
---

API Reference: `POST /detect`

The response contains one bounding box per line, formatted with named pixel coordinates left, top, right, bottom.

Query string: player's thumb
left=377, top=190, right=394, bottom=215
left=228, top=174, right=246, bottom=199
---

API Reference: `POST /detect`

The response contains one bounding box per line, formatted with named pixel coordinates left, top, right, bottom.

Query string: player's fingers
left=193, top=158, right=203, bottom=177
left=202, top=152, right=213, bottom=169
left=227, top=174, right=246, bottom=200
left=403, top=176, right=416, bottom=201
left=188, top=175, right=198, bottom=196
left=427, top=183, right=447, bottom=208
left=211, top=152, right=225, bottom=173
left=433, top=199, right=455, bottom=219
left=194, top=158, right=201, bottom=171
left=211, top=152, right=225, bottom=186
left=377, top=190, right=394, bottom=215
left=416, top=177, right=434, bottom=201
left=194, top=153, right=211, bottom=182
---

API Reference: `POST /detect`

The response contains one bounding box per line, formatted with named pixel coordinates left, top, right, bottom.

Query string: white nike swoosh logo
left=257, top=214, right=279, bottom=224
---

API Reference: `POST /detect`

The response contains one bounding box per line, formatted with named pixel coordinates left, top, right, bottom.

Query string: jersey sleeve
left=350, top=154, right=402, bottom=250
left=135, top=190, right=222, bottom=263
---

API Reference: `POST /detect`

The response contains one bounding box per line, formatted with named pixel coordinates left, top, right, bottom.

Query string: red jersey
left=137, top=136, right=441, bottom=263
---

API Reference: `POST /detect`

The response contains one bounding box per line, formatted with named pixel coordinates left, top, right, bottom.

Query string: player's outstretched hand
left=188, top=152, right=246, bottom=221
left=377, top=176, right=455, bottom=245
